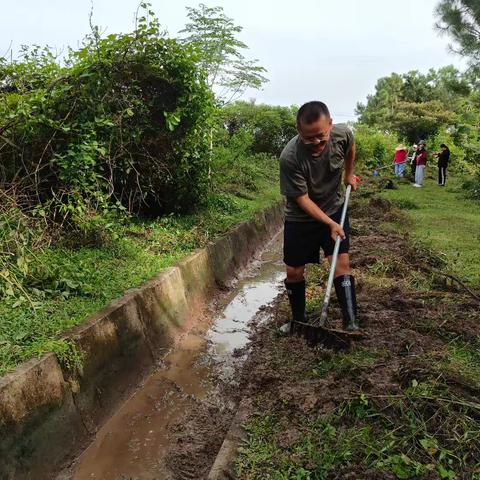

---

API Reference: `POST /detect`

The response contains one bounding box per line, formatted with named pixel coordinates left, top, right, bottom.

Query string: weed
left=311, top=347, right=387, bottom=378
left=391, top=198, right=419, bottom=210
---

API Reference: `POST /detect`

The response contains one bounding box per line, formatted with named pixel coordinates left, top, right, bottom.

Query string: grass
left=235, top=183, right=480, bottom=479
left=0, top=176, right=280, bottom=375
left=379, top=174, right=480, bottom=285
left=237, top=377, right=480, bottom=480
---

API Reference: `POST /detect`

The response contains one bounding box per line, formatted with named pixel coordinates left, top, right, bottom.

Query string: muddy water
left=68, top=232, right=284, bottom=480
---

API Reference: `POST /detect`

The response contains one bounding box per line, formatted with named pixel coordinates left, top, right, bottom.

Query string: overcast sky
left=1, top=0, right=465, bottom=122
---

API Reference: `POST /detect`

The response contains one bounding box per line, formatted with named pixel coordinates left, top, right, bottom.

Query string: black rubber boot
left=334, top=275, right=359, bottom=331
left=281, top=279, right=306, bottom=334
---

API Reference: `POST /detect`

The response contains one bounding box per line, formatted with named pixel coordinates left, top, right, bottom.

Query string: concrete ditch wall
left=0, top=201, right=283, bottom=480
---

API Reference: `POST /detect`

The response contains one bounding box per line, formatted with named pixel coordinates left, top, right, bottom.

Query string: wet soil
left=165, top=190, right=480, bottom=479
left=231, top=193, right=480, bottom=478
left=61, top=232, right=285, bottom=480
left=62, top=187, right=480, bottom=480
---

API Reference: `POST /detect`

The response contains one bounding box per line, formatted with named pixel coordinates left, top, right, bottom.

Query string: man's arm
left=293, top=195, right=346, bottom=241
left=344, top=142, right=357, bottom=190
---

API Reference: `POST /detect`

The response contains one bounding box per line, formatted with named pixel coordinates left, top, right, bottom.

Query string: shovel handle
left=374, top=159, right=407, bottom=171
left=318, top=184, right=352, bottom=327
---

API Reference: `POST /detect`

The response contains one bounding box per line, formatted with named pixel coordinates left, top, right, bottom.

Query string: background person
left=409, top=144, right=418, bottom=178
left=414, top=141, right=428, bottom=187
left=433, top=143, right=450, bottom=186
left=394, top=144, right=408, bottom=177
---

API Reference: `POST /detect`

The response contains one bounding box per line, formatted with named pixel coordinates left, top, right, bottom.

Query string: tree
left=355, top=68, right=468, bottom=142
left=355, top=73, right=404, bottom=127
left=389, top=101, right=456, bottom=143
left=436, top=0, right=480, bottom=68
left=179, top=4, right=268, bottom=105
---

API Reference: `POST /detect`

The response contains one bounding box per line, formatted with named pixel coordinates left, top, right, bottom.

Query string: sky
left=0, top=0, right=466, bottom=122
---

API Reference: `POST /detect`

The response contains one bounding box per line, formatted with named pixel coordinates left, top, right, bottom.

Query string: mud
left=231, top=193, right=480, bottom=478
left=61, top=190, right=480, bottom=479
left=61, top=232, right=285, bottom=480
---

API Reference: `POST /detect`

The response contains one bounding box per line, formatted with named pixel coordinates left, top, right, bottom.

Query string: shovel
left=292, top=184, right=366, bottom=347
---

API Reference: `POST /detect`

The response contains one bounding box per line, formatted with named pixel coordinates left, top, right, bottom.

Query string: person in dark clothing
left=433, top=144, right=450, bottom=186
left=410, top=144, right=418, bottom=178
left=279, top=101, right=360, bottom=333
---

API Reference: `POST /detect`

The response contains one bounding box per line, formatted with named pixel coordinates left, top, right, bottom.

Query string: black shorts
left=283, top=207, right=350, bottom=267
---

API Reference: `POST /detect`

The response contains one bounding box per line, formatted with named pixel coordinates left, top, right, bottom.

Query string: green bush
left=0, top=11, right=213, bottom=217
left=218, top=101, right=297, bottom=156
left=462, top=172, right=480, bottom=200
left=211, top=127, right=278, bottom=196
left=353, top=124, right=401, bottom=170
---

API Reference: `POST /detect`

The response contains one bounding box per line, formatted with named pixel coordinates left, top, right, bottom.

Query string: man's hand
left=345, top=174, right=360, bottom=191
left=329, top=222, right=346, bottom=242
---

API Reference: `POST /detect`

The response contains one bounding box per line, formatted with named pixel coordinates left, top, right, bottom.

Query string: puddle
left=68, top=231, right=284, bottom=480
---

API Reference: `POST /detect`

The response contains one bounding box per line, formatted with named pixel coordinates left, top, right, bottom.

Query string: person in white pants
left=415, top=164, right=425, bottom=186
left=413, top=141, right=427, bottom=187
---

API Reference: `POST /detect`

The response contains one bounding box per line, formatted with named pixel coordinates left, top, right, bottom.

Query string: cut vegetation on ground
left=230, top=179, right=480, bottom=480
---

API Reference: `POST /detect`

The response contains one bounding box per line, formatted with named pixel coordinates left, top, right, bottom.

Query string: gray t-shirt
left=279, top=124, right=354, bottom=222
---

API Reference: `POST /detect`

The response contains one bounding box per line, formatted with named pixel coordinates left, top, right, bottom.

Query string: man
left=279, top=101, right=359, bottom=333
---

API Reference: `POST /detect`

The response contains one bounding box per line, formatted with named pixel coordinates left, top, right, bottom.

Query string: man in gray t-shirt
left=280, top=101, right=360, bottom=333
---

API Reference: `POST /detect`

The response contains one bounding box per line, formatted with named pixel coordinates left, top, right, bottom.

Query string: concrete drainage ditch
left=0, top=202, right=284, bottom=480
left=68, top=231, right=284, bottom=479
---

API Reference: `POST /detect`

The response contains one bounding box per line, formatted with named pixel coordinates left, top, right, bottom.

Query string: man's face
left=297, top=115, right=333, bottom=157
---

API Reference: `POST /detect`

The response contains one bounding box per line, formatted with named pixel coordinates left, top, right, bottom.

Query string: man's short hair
left=297, top=101, right=331, bottom=126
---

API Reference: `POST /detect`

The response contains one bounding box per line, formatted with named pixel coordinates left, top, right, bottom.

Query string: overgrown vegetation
left=0, top=15, right=214, bottom=217
left=0, top=4, right=291, bottom=374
